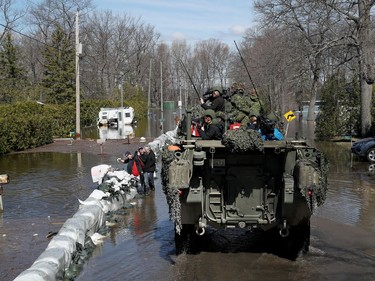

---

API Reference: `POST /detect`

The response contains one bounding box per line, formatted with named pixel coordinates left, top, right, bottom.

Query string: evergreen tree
left=41, top=25, right=75, bottom=104
left=0, top=31, right=28, bottom=103
left=316, top=73, right=360, bottom=140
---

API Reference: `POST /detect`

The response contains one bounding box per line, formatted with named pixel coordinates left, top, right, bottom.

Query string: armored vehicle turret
left=161, top=111, right=328, bottom=258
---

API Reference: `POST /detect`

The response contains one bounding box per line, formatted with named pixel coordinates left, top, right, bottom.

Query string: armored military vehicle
left=161, top=111, right=328, bottom=258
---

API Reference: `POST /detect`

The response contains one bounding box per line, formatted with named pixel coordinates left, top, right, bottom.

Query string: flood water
left=1, top=113, right=375, bottom=281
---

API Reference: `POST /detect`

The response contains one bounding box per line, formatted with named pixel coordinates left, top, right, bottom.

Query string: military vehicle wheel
left=301, top=221, right=311, bottom=254
left=175, top=224, right=195, bottom=255
left=278, top=222, right=311, bottom=260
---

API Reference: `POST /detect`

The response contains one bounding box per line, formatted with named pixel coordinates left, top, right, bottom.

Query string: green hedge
left=0, top=97, right=147, bottom=154
left=0, top=107, right=53, bottom=154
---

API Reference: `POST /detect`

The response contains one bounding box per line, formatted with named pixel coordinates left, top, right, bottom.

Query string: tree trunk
left=358, top=0, right=374, bottom=136
left=307, top=79, right=318, bottom=122
left=360, top=78, right=372, bottom=136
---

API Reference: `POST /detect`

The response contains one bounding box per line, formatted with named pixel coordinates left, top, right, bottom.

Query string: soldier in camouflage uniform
left=226, top=83, right=263, bottom=127
left=178, top=83, right=263, bottom=136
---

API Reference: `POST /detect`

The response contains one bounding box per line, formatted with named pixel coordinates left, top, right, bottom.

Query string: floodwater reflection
left=83, top=108, right=178, bottom=140
left=98, top=125, right=135, bottom=140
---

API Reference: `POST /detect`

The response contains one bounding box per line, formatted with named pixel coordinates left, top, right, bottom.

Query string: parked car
left=351, top=137, right=375, bottom=162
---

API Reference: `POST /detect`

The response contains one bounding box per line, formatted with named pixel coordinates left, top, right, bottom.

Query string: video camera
left=202, top=90, right=214, bottom=102
left=202, top=88, right=230, bottom=102
left=191, top=117, right=204, bottom=128
left=258, top=116, right=276, bottom=135
left=221, top=88, right=230, bottom=99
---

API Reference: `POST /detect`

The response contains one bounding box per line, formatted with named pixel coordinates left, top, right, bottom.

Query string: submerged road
left=75, top=154, right=375, bottom=281
left=1, top=119, right=375, bottom=280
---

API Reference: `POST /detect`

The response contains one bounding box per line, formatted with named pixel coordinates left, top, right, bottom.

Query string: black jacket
left=197, top=122, right=223, bottom=140
left=201, top=96, right=225, bottom=112
left=144, top=150, right=156, bottom=172
left=126, top=152, right=144, bottom=175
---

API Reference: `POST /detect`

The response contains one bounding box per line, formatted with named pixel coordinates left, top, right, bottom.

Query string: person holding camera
left=258, top=116, right=283, bottom=141
left=200, top=87, right=225, bottom=112
left=118, top=148, right=148, bottom=194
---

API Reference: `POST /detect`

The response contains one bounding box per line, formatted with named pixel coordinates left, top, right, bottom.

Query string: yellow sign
left=284, top=111, right=296, bottom=122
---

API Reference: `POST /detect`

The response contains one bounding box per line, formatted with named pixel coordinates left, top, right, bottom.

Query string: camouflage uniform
left=227, top=83, right=263, bottom=127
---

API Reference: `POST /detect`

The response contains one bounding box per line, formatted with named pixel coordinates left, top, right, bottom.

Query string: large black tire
left=270, top=221, right=311, bottom=260
left=283, top=221, right=311, bottom=260
left=301, top=221, right=311, bottom=254
left=175, top=224, right=195, bottom=255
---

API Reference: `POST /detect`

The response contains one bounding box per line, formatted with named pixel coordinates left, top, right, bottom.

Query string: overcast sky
left=93, top=0, right=256, bottom=45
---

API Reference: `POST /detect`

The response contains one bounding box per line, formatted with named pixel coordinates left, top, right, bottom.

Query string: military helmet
left=231, top=82, right=245, bottom=90
left=210, top=86, right=222, bottom=94
left=249, top=88, right=258, bottom=98
left=203, top=109, right=216, bottom=119
left=231, top=82, right=245, bottom=95
left=215, top=111, right=226, bottom=120
left=266, top=112, right=278, bottom=122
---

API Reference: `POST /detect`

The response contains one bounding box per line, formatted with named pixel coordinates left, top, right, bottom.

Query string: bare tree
left=322, top=0, right=375, bottom=135
left=81, top=11, right=125, bottom=98
left=80, top=10, right=159, bottom=99
left=0, top=0, right=25, bottom=41
left=193, top=39, right=230, bottom=91
left=170, top=40, right=193, bottom=108
left=131, top=22, right=159, bottom=87
left=234, top=28, right=298, bottom=114
left=27, top=0, right=93, bottom=40
left=254, top=0, right=341, bottom=120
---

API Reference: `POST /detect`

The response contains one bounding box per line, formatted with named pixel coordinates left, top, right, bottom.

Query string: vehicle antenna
left=178, top=59, right=201, bottom=100
left=233, top=40, right=259, bottom=97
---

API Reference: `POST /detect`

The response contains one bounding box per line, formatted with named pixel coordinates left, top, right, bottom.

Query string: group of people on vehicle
left=117, top=83, right=282, bottom=193
left=195, top=83, right=283, bottom=141
left=117, top=145, right=156, bottom=195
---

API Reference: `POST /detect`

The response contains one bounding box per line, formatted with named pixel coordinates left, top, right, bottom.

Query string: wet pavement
left=1, top=117, right=375, bottom=281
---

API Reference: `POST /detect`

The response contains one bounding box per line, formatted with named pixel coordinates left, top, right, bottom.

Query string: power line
left=0, top=22, right=68, bottom=49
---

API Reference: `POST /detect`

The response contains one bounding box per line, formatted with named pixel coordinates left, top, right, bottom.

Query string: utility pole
left=160, top=61, right=163, bottom=113
left=120, top=84, right=124, bottom=107
left=148, top=59, right=152, bottom=116
left=160, top=61, right=163, bottom=132
left=75, top=10, right=81, bottom=139
left=178, top=80, right=182, bottom=118
left=119, top=72, right=124, bottom=108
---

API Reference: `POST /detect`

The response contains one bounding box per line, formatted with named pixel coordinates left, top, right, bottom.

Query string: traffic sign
left=284, top=111, right=296, bottom=122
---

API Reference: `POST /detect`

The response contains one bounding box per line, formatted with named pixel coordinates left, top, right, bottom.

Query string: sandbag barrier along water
left=14, top=165, right=138, bottom=281
left=14, top=128, right=179, bottom=281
